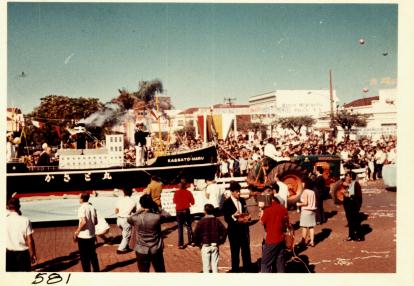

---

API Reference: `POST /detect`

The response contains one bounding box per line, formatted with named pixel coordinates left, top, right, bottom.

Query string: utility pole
left=329, top=69, right=337, bottom=138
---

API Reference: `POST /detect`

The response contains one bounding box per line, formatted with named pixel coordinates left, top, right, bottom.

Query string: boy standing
left=194, top=204, right=227, bottom=273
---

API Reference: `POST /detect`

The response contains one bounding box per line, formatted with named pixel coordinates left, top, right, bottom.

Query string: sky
left=7, top=2, right=398, bottom=114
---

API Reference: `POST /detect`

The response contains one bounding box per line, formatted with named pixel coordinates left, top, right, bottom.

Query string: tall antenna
left=224, top=97, right=236, bottom=106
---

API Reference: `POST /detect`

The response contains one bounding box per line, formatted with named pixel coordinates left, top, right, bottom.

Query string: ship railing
left=27, top=166, right=60, bottom=172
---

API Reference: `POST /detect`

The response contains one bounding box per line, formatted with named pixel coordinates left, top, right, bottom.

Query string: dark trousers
left=136, top=250, right=166, bottom=272
left=78, top=237, right=100, bottom=272
left=261, top=242, right=285, bottom=273
left=315, top=190, right=326, bottom=224
left=373, top=163, right=384, bottom=180
left=228, top=226, right=252, bottom=272
left=343, top=197, right=361, bottom=240
left=6, top=249, right=31, bottom=272
left=176, top=209, right=193, bottom=246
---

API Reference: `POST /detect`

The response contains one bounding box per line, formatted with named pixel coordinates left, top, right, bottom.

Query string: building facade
left=342, top=88, right=397, bottom=139
left=249, top=90, right=338, bottom=125
left=7, top=107, right=24, bottom=133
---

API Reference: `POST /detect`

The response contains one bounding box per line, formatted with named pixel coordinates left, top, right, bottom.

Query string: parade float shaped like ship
left=7, top=133, right=218, bottom=199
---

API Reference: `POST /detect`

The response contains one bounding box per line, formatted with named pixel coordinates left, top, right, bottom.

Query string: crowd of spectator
left=9, top=128, right=397, bottom=183
left=6, top=129, right=398, bottom=273
left=214, top=131, right=397, bottom=180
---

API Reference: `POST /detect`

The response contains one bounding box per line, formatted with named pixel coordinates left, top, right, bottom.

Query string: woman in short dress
left=296, top=178, right=317, bottom=247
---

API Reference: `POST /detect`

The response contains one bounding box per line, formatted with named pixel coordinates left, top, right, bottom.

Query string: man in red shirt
left=260, top=184, right=289, bottom=273
left=173, top=178, right=195, bottom=249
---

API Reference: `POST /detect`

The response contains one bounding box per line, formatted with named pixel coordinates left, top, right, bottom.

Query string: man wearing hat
left=6, top=197, right=37, bottom=271
left=222, top=181, right=252, bottom=272
left=134, top=122, right=150, bottom=166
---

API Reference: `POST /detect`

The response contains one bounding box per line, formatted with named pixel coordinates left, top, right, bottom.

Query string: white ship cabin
left=58, top=134, right=124, bottom=169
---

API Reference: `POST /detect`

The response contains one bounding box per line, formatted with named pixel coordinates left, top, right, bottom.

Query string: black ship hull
left=7, top=145, right=218, bottom=198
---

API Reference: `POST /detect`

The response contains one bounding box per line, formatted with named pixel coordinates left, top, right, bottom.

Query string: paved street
left=29, top=179, right=395, bottom=273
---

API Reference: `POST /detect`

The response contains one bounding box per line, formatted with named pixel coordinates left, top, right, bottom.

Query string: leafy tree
left=335, top=109, right=368, bottom=139
left=25, top=95, right=103, bottom=147
left=278, top=116, right=316, bottom=135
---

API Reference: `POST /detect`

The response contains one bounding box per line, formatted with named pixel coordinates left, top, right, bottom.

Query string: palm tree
left=133, top=79, right=164, bottom=110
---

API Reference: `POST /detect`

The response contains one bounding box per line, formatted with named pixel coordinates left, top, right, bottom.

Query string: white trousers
left=201, top=244, right=219, bottom=273
left=135, top=146, right=145, bottom=166
left=117, top=217, right=131, bottom=251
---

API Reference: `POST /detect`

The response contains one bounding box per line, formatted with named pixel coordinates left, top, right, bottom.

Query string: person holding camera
left=128, top=194, right=166, bottom=272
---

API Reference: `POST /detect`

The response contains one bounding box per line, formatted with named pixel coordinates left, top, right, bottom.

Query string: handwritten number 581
left=32, top=273, right=71, bottom=285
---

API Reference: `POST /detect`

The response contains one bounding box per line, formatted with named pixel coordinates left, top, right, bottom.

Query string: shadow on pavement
left=314, top=228, right=332, bottom=244
left=325, top=210, right=338, bottom=221
left=100, top=257, right=137, bottom=272
left=359, top=212, right=369, bottom=222
left=33, top=251, right=80, bottom=272
left=285, top=253, right=315, bottom=273
left=162, top=224, right=178, bottom=236
left=96, top=235, right=122, bottom=248
left=360, top=224, right=373, bottom=240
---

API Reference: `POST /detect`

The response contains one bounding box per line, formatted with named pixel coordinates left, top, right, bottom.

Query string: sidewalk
left=29, top=180, right=396, bottom=273
left=31, top=199, right=264, bottom=273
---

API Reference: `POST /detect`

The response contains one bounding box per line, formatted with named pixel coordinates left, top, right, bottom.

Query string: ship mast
left=155, top=94, right=165, bottom=155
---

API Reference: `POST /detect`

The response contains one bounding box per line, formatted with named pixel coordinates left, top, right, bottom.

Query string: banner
left=197, top=115, right=205, bottom=141
left=212, top=115, right=222, bottom=140
left=222, top=114, right=234, bottom=140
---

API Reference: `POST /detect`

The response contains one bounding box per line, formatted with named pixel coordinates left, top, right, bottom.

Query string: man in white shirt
left=115, top=187, right=136, bottom=254
left=374, top=147, right=387, bottom=180
left=205, top=178, right=223, bottom=215
left=252, top=150, right=261, bottom=162
left=340, top=147, right=350, bottom=163
left=220, top=157, right=230, bottom=178
left=264, top=138, right=279, bottom=162
left=74, top=192, right=100, bottom=272
left=6, top=197, right=37, bottom=271
left=239, top=155, right=248, bottom=176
